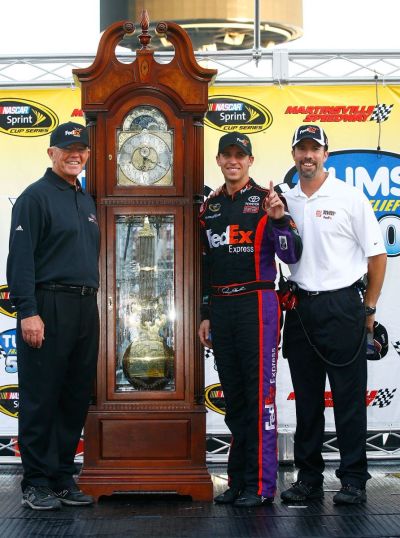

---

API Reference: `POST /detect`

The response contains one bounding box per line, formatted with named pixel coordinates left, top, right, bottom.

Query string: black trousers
left=282, top=286, right=371, bottom=489
left=17, top=289, right=99, bottom=491
left=210, top=291, right=280, bottom=497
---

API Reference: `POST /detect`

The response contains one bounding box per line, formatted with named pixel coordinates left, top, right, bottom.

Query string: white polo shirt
left=285, top=173, right=386, bottom=291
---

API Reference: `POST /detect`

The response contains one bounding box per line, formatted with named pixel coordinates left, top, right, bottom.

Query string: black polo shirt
left=7, top=168, right=100, bottom=319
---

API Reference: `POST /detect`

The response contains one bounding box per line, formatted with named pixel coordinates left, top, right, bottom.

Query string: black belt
left=212, top=281, right=275, bottom=296
left=37, top=283, right=98, bottom=296
left=296, top=283, right=355, bottom=297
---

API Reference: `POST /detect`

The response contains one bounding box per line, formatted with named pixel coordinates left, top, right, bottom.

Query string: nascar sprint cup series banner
left=0, top=85, right=399, bottom=438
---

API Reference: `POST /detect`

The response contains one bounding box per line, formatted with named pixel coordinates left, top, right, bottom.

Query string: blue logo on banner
left=284, top=149, right=400, bottom=256
left=0, top=328, right=17, bottom=374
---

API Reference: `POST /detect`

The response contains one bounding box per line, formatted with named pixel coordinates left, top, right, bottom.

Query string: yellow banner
left=205, top=84, right=399, bottom=189
left=0, top=88, right=84, bottom=196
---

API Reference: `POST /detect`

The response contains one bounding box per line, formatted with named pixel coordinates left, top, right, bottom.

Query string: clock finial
left=138, top=9, right=151, bottom=49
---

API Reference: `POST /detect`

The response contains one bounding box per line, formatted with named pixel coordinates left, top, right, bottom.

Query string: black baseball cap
left=218, top=132, right=252, bottom=156
left=50, top=121, right=89, bottom=148
left=368, top=321, right=389, bottom=361
left=292, top=124, right=328, bottom=148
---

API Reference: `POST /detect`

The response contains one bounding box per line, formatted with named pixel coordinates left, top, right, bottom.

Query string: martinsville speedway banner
left=0, top=85, right=399, bottom=437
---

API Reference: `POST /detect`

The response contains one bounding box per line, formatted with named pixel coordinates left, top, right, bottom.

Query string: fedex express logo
left=206, top=225, right=254, bottom=253
left=287, top=389, right=397, bottom=409
left=283, top=149, right=400, bottom=256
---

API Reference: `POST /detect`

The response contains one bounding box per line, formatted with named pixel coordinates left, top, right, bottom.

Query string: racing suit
left=199, top=178, right=302, bottom=498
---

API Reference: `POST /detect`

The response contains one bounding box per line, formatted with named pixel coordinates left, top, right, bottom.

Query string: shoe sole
left=234, top=501, right=274, bottom=507
left=21, top=499, right=61, bottom=511
left=214, top=492, right=240, bottom=504
left=333, top=497, right=366, bottom=505
left=58, top=498, right=94, bottom=506
left=281, top=493, right=324, bottom=503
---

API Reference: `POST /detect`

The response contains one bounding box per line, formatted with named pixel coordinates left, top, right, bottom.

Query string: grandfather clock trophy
left=73, top=12, right=216, bottom=500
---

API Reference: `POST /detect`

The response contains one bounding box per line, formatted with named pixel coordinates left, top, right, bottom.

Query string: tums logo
left=206, top=95, right=273, bottom=133
left=0, top=98, right=58, bottom=137
left=283, top=149, right=400, bottom=256
left=0, top=328, right=17, bottom=374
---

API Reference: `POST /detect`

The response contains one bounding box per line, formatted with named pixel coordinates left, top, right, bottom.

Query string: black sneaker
left=233, top=490, right=274, bottom=507
left=214, top=487, right=241, bottom=504
left=22, top=486, right=62, bottom=511
left=54, top=484, right=94, bottom=506
left=281, top=481, right=324, bottom=503
left=333, top=484, right=366, bottom=505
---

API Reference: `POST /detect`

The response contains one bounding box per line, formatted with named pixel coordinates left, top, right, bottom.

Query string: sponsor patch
left=316, top=209, right=336, bottom=220
left=209, top=203, right=221, bottom=212
left=279, top=236, right=288, bottom=250
left=264, top=403, right=275, bottom=431
left=243, top=195, right=260, bottom=214
left=243, top=204, right=259, bottom=214
left=0, top=385, right=19, bottom=418
left=206, top=225, right=253, bottom=248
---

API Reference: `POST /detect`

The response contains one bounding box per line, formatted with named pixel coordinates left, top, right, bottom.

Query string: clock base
left=78, top=468, right=214, bottom=501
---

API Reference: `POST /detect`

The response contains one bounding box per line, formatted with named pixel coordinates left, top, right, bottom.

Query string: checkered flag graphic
left=371, top=388, right=397, bottom=408
left=392, top=341, right=400, bottom=356
left=370, top=104, right=393, bottom=123
left=0, top=344, right=6, bottom=361
left=204, top=347, right=214, bottom=361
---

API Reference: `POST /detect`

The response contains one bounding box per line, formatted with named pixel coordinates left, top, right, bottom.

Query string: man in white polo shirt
left=280, top=125, right=387, bottom=505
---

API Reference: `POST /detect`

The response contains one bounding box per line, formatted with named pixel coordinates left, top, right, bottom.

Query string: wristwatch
left=365, top=306, right=376, bottom=316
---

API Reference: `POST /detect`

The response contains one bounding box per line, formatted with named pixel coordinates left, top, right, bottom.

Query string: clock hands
left=138, top=151, right=168, bottom=172
left=119, top=131, right=172, bottom=185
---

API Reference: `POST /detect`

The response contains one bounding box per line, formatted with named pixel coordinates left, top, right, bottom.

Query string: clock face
left=118, top=131, right=172, bottom=185
left=117, top=107, right=173, bottom=187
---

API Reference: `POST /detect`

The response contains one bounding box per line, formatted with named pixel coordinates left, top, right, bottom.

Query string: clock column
left=73, top=13, right=216, bottom=500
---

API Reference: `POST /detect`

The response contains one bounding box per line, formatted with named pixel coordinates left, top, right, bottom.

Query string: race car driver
left=198, top=132, right=302, bottom=507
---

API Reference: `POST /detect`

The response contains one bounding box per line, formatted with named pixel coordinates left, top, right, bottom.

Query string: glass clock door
left=114, top=214, right=176, bottom=392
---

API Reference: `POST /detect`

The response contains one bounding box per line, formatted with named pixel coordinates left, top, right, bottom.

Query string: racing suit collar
left=222, top=177, right=255, bottom=199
